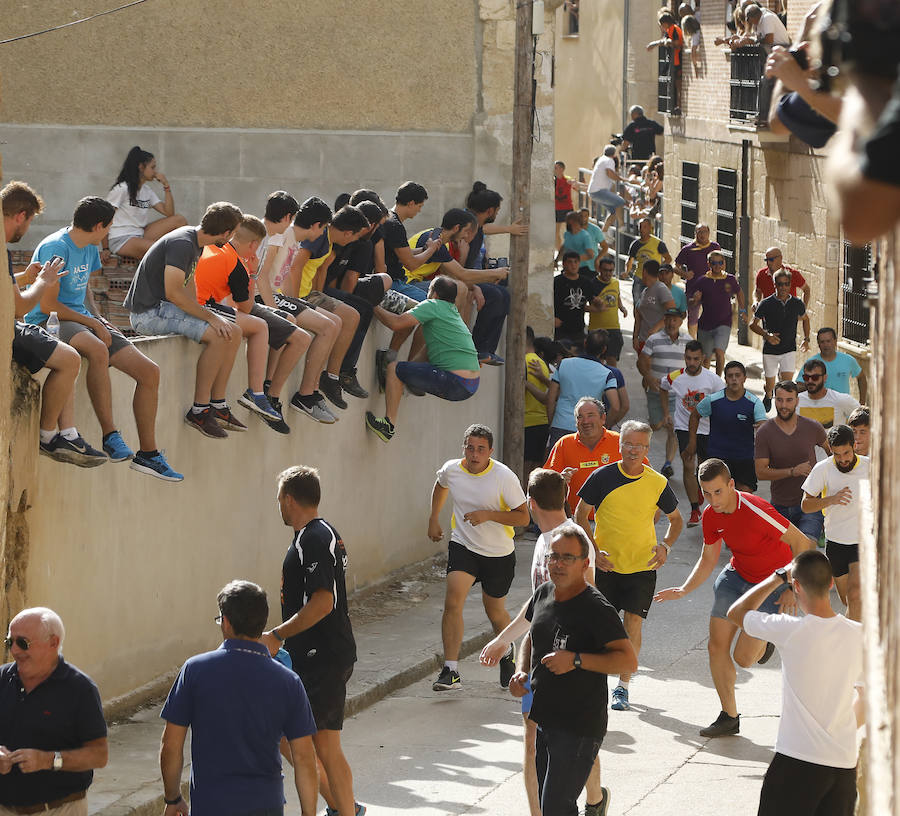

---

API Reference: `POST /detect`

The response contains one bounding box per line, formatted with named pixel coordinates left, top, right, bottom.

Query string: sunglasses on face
left=765, top=256, right=780, bottom=262
left=709, top=260, right=725, bottom=266
left=4, top=636, right=31, bottom=651
left=803, top=373, right=823, bottom=381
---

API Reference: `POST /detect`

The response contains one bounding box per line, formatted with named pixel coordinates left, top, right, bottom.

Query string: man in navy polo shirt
left=0, top=607, right=108, bottom=815
left=160, top=581, right=318, bottom=816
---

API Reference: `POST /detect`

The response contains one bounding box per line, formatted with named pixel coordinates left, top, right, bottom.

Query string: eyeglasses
left=214, top=614, right=223, bottom=625
left=765, top=256, right=781, bottom=262
left=4, top=636, right=30, bottom=651
left=802, top=373, right=823, bottom=381
left=622, top=442, right=649, bottom=450
left=775, top=281, right=791, bottom=287
left=545, top=552, right=582, bottom=564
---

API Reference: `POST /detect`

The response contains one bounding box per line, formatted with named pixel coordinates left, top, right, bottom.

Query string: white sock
left=39, top=429, right=56, bottom=444
left=60, top=427, right=79, bottom=441
left=445, top=660, right=458, bottom=672
left=619, top=680, right=629, bottom=690
left=326, top=372, right=339, bottom=381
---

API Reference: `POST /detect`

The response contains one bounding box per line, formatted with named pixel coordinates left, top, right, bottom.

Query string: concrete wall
left=1, top=0, right=477, bottom=133
left=12, top=327, right=504, bottom=705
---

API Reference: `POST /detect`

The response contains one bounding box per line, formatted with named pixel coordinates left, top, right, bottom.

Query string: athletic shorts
left=675, top=429, right=708, bottom=462
left=447, top=539, right=516, bottom=599
left=593, top=569, right=657, bottom=618
left=825, top=540, right=859, bottom=578
left=395, top=363, right=479, bottom=401
left=647, top=390, right=677, bottom=428
left=720, top=457, right=758, bottom=492
left=296, top=662, right=354, bottom=731
left=304, top=290, right=338, bottom=312
left=605, top=329, right=624, bottom=361
left=763, top=351, right=797, bottom=379
left=353, top=275, right=388, bottom=306
left=268, top=293, right=310, bottom=315
left=524, top=425, right=550, bottom=462
left=758, top=752, right=857, bottom=816
left=13, top=321, right=59, bottom=374
left=555, top=209, right=572, bottom=224
left=48, top=317, right=132, bottom=358
left=108, top=230, right=142, bottom=255
left=710, top=564, right=789, bottom=620
left=250, top=303, right=295, bottom=349
left=698, top=324, right=731, bottom=355
left=130, top=300, right=208, bottom=343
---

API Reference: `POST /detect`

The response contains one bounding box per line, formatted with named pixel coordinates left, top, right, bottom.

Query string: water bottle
left=46, top=311, right=60, bottom=337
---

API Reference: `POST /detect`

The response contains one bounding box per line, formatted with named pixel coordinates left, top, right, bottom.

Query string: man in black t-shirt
left=263, top=466, right=363, bottom=816
left=510, top=523, right=637, bottom=816
left=554, top=251, right=598, bottom=343
left=621, top=105, right=665, bottom=161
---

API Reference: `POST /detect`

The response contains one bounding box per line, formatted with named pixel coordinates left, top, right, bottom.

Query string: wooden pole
left=503, top=0, right=534, bottom=481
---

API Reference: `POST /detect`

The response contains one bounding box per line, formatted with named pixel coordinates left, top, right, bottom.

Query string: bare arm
left=393, top=241, right=440, bottom=272
left=755, top=455, right=808, bottom=483
left=288, top=736, right=319, bottom=816
left=440, top=257, right=508, bottom=285
left=783, top=521, right=816, bottom=554
left=372, top=305, right=420, bottom=333
left=428, top=481, right=450, bottom=541
left=545, top=380, right=560, bottom=426
left=481, top=599, right=532, bottom=664
left=541, top=637, right=638, bottom=676
left=857, top=369, right=868, bottom=405
left=604, top=387, right=622, bottom=427
left=464, top=501, right=530, bottom=528
left=160, top=723, right=189, bottom=813
left=654, top=539, right=722, bottom=602
left=574, top=499, right=594, bottom=544
left=727, top=570, right=784, bottom=628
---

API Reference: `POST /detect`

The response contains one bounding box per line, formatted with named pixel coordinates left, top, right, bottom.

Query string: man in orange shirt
left=195, top=215, right=312, bottom=434
left=647, top=11, right=684, bottom=115
left=544, top=396, right=626, bottom=514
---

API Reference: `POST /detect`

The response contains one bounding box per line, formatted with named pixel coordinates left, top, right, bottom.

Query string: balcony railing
left=658, top=46, right=675, bottom=114
left=729, top=46, right=766, bottom=122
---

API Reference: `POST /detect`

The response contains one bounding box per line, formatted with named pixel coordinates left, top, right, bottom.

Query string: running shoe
left=129, top=450, right=184, bottom=482
left=661, top=461, right=675, bottom=478
left=433, top=666, right=461, bottom=691
left=102, top=430, right=134, bottom=462
left=290, top=392, right=337, bottom=424
left=479, top=352, right=505, bottom=366
left=339, top=369, right=369, bottom=399
left=262, top=397, right=290, bottom=434
left=499, top=644, right=516, bottom=689
left=757, top=641, right=776, bottom=665
left=325, top=804, right=366, bottom=816
left=185, top=407, right=229, bottom=438
left=211, top=406, right=245, bottom=433
left=585, top=787, right=611, bottom=816
left=238, top=389, right=282, bottom=422
left=43, top=434, right=108, bottom=467
left=379, top=288, right=413, bottom=314
left=610, top=685, right=630, bottom=711
left=699, top=710, right=740, bottom=737
left=688, top=508, right=702, bottom=527
left=763, top=394, right=772, bottom=412
left=365, top=412, right=394, bottom=442
left=319, top=372, right=347, bottom=410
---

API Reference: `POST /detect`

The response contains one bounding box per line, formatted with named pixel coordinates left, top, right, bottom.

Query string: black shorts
left=722, top=457, right=758, bottom=492
left=825, top=540, right=859, bottom=578
left=555, top=209, right=572, bottom=224
left=594, top=569, right=657, bottom=618
left=267, top=292, right=310, bottom=315
left=525, top=424, right=550, bottom=462
left=758, top=752, right=856, bottom=816
left=353, top=275, right=388, bottom=306
left=605, top=329, right=624, bottom=361
left=447, top=539, right=516, bottom=599
left=249, top=303, right=296, bottom=349
left=297, top=662, right=354, bottom=731
left=675, top=429, right=708, bottom=462
left=12, top=321, right=58, bottom=374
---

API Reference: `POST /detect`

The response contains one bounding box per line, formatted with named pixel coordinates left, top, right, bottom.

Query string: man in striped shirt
left=654, top=458, right=813, bottom=737
left=636, top=307, right=691, bottom=477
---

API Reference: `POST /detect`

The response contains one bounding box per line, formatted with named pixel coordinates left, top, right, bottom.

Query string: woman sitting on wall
left=105, top=146, right=186, bottom=259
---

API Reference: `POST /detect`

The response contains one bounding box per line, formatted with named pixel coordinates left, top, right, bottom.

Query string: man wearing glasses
left=0, top=607, right=108, bottom=815
left=753, top=246, right=810, bottom=311
left=574, top=421, right=682, bottom=713
left=750, top=269, right=811, bottom=411
left=797, top=359, right=860, bottom=431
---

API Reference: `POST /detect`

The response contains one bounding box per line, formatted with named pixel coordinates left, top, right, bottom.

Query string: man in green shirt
left=366, top=275, right=481, bottom=442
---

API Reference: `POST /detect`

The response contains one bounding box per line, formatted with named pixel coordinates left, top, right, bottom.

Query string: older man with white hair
left=0, top=607, right=108, bottom=815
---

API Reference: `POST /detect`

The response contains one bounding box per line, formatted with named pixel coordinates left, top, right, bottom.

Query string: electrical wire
left=0, top=0, right=150, bottom=45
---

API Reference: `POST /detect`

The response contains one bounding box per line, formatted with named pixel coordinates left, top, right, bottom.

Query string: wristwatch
left=775, top=567, right=789, bottom=584
left=52, top=751, right=63, bottom=771
left=573, top=652, right=582, bottom=668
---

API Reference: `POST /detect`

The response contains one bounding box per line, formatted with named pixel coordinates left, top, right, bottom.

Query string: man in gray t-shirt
left=634, top=260, right=676, bottom=346
left=125, top=202, right=248, bottom=440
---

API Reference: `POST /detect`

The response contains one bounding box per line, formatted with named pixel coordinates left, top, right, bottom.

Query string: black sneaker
left=365, top=411, right=395, bottom=442
left=339, top=369, right=369, bottom=399
left=763, top=394, right=772, bottom=412
left=699, top=711, right=740, bottom=737
left=499, top=644, right=516, bottom=689
left=43, top=434, right=108, bottom=467
left=261, top=397, right=291, bottom=434
left=661, top=462, right=675, bottom=478
left=757, top=641, right=776, bottom=665
left=433, top=666, right=461, bottom=691
left=319, top=372, right=347, bottom=410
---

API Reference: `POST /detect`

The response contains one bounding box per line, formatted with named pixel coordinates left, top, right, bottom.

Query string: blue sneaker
left=325, top=804, right=366, bottom=816
left=44, top=434, right=108, bottom=468
left=102, top=431, right=134, bottom=462
left=610, top=685, right=631, bottom=711
left=129, top=450, right=184, bottom=482
left=478, top=352, right=505, bottom=366
left=237, top=389, right=282, bottom=422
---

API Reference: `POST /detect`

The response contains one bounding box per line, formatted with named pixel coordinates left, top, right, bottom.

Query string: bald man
left=0, top=608, right=108, bottom=815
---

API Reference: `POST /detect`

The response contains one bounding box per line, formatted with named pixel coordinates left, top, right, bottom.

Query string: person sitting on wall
left=365, top=275, right=481, bottom=443
left=104, top=146, right=187, bottom=260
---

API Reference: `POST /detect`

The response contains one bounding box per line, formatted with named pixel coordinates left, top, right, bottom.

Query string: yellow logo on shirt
left=580, top=460, right=599, bottom=468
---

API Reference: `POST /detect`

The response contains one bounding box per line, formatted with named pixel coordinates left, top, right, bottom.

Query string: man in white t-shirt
left=660, top=340, right=726, bottom=526
left=428, top=424, right=529, bottom=692
left=728, top=549, right=863, bottom=816
left=587, top=145, right=626, bottom=232
left=747, top=4, right=790, bottom=48
left=801, top=424, right=869, bottom=621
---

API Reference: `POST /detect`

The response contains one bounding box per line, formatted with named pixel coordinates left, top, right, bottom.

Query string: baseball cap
left=664, top=307, right=686, bottom=317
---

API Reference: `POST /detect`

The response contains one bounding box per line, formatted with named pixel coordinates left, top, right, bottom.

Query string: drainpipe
left=738, top=138, right=751, bottom=345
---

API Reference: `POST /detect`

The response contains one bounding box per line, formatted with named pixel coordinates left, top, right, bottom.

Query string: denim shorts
left=395, top=363, right=479, bottom=401
left=772, top=503, right=824, bottom=542
left=698, top=324, right=732, bottom=355
left=589, top=189, right=626, bottom=213
left=646, top=389, right=677, bottom=428
left=130, top=300, right=208, bottom=343
left=390, top=279, right=428, bottom=302
left=711, top=564, right=790, bottom=620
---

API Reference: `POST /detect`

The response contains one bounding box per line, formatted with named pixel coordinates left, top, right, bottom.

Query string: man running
left=654, top=458, right=813, bottom=737
left=428, top=424, right=529, bottom=691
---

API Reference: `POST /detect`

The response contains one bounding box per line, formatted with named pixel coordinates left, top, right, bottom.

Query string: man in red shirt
left=654, top=458, right=813, bottom=737
left=753, top=246, right=811, bottom=310
left=553, top=161, right=585, bottom=252
left=646, top=12, right=684, bottom=114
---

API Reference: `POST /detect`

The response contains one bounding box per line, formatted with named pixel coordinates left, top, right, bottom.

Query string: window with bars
left=729, top=47, right=766, bottom=122
left=842, top=242, right=874, bottom=345
left=716, top=168, right=737, bottom=275
left=658, top=46, right=674, bottom=114
left=681, top=162, right=700, bottom=245
left=563, top=0, right=579, bottom=35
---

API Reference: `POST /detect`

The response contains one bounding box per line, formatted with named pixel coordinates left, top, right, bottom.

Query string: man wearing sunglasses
left=797, top=359, right=860, bottom=432
left=0, top=607, right=108, bottom=815
left=689, top=250, right=747, bottom=377
left=753, top=246, right=810, bottom=311
left=750, top=269, right=811, bottom=411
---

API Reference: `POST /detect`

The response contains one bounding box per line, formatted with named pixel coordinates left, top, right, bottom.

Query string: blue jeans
left=395, top=363, right=479, bottom=401
left=535, top=726, right=602, bottom=816
left=390, top=279, right=428, bottom=302
left=589, top=189, right=625, bottom=213
left=773, top=503, right=824, bottom=542
left=472, top=283, right=510, bottom=356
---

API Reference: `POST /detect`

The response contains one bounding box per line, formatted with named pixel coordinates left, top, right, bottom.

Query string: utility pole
left=503, top=0, right=535, bottom=481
